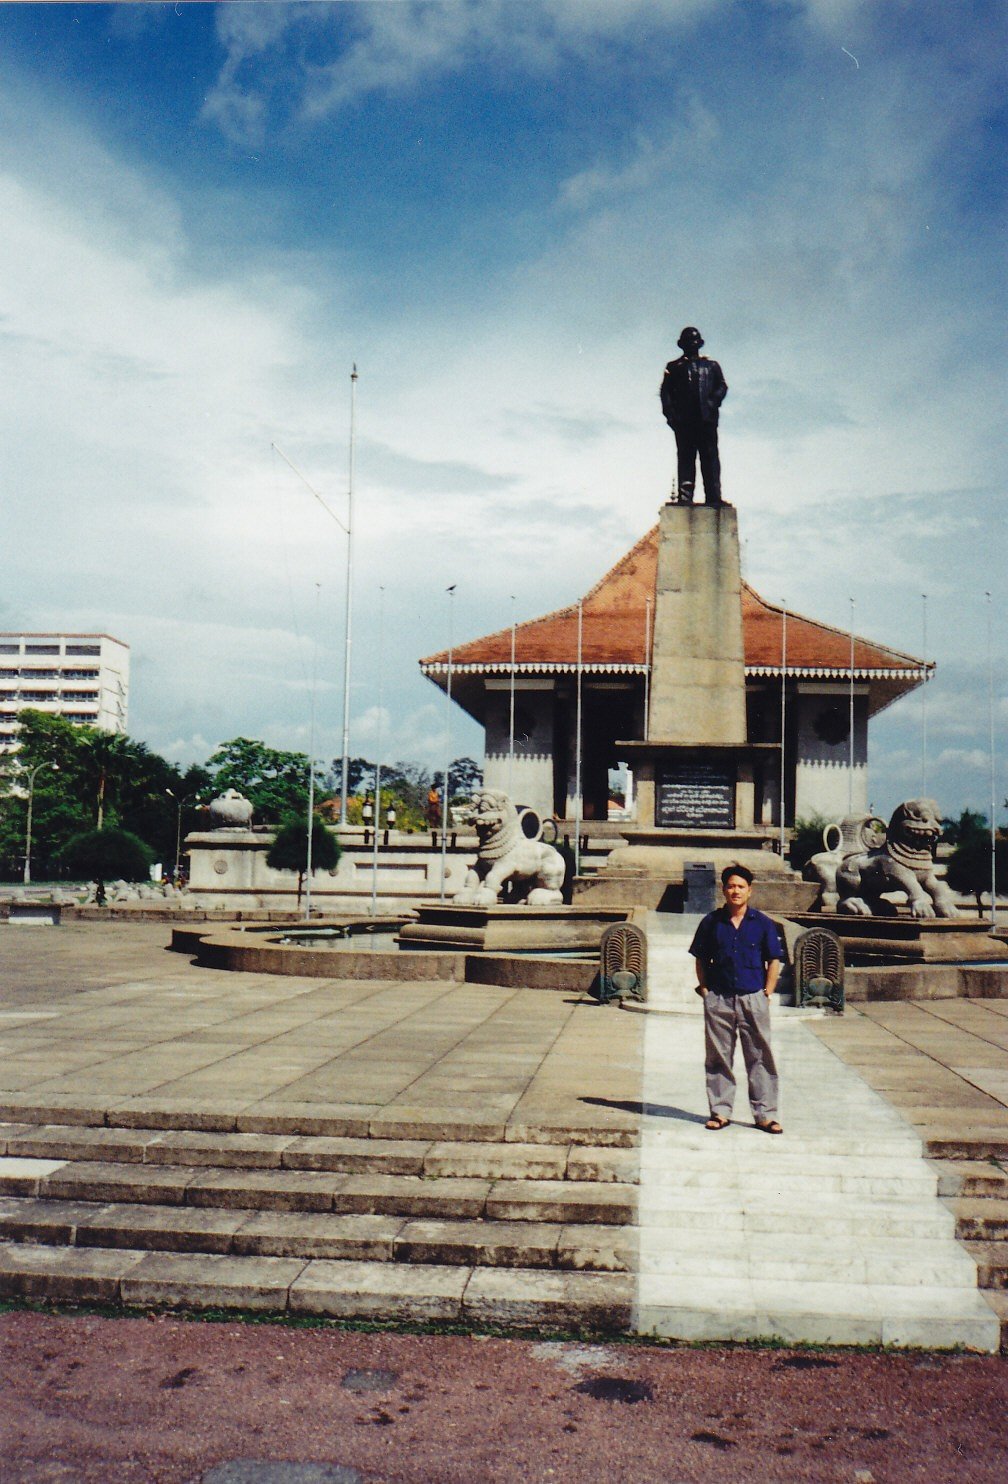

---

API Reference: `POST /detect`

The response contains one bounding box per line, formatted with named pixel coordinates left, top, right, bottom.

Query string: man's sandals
left=755, top=1118, right=784, bottom=1135
left=704, top=1116, right=730, bottom=1131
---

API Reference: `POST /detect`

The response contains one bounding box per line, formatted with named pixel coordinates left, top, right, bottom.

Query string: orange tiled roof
left=420, top=526, right=925, bottom=678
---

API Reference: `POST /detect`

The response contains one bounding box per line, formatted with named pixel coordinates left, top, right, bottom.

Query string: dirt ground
left=1, top=1309, right=1005, bottom=1483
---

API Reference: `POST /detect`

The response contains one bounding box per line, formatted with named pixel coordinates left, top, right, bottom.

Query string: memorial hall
left=420, top=505, right=928, bottom=843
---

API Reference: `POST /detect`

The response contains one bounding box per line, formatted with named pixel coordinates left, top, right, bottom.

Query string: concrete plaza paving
left=0, top=922, right=642, bottom=1141
left=0, top=919, right=1006, bottom=1348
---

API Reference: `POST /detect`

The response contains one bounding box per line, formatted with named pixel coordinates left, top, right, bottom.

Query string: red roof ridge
left=740, top=582, right=923, bottom=669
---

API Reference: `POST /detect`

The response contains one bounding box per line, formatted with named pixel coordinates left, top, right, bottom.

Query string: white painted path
left=634, top=913, right=1001, bottom=1349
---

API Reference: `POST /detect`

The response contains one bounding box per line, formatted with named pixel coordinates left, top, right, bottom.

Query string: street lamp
left=24, top=761, right=57, bottom=887
left=165, top=789, right=199, bottom=884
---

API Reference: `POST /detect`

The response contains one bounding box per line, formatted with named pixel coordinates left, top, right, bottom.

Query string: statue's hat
left=677, top=326, right=704, bottom=349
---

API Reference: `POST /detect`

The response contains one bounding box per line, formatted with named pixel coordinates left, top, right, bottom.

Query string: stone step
left=924, top=1134, right=1008, bottom=1162
left=929, top=1158, right=1008, bottom=1199
left=961, top=1240, right=1008, bottom=1289
left=946, top=1196, right=1008, bottom=1242
left=0, top=1123, right=635, bottom=1183
left=0, top=1196, right=633, bottom=1273
left=0, top=1158, right=637, bottom=1226
left=0, top=1241, right=633, bottom=1330
left=635, top=1230, right=981, bottom=1289
left=634, top=1276, right=1002, bottom=1351
left=0, top=1103, right=638, bottom=1149
left=984, top=1288, right=1008, bottom=1352
left=638, top=1190, right=955, bottom=1240
left=640, top=1164, right=939, bottom=1199
left=641, top=1128, right=925, bottom=1160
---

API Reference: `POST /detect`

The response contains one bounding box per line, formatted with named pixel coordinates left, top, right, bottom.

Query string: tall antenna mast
left=339, top=365, right=357, bottom=824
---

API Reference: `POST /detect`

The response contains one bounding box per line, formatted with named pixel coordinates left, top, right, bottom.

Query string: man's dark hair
left=721, top=863, right=753, bottom=887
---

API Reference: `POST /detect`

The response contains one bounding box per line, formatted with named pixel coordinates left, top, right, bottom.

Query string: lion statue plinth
left=454, top=790, right=566, bottom=907
left=804, top=798, right=958, bottom=919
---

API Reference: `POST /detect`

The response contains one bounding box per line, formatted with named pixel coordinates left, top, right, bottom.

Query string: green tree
left=431, top=757, right=484, bottom=805
left=787, top=815, right=831, bottom=872
left=206, top=738, right=311, bottom=825
left=266, top=817, right=341, bottom=908
left=325, top=756, right=380, bottom=798
left=58, top=827, right=154, bottom=906
left=0, top=711, right=210, bottom=879
left=942, top=808, right=988, bottom=849
left=944, top=834, right=1008, bottom=917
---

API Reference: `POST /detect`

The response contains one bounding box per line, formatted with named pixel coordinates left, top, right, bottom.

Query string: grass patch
left=0, top=1297, right=986, bottom=1357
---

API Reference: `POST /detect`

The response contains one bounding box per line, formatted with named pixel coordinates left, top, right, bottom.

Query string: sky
left=1, top=0, right=1005, bottom=820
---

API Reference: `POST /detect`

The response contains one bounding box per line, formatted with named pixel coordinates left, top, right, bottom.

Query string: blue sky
left=1, top=0, right=1005, bottom=819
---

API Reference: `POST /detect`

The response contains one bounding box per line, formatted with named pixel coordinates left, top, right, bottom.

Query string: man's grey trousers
left=703, top=990, right=779, bottom=1121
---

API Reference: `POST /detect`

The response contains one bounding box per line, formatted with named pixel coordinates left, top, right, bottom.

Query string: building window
left=22, top=669, right=58, bottom=679
left=20, top=691, right=58, bottom=703
left=25, top=644, right=60, bottom=655
left=62, top=669, right=99, bottom=680
left=63, top=691, right=99, bottom=702
left=66, top=644, right=101, bottom=656
left=0, top=644, right=18, bottom=655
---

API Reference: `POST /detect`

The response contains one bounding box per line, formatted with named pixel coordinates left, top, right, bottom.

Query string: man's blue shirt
left=689, top=905, right=783, bottom=995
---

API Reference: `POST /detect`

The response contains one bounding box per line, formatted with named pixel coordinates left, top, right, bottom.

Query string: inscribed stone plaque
left=656, top=761, right=735, bottom=828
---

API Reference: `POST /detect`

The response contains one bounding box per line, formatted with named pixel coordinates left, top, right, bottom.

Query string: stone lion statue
left=804, top=798, right=958, bottom=919
left=454, top=790, right=567, bottom=907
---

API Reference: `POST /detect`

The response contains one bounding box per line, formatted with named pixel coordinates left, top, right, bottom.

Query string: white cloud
left=2, top=5, right=1003, bottom=821
left=206, top=0, right=723, bottom=136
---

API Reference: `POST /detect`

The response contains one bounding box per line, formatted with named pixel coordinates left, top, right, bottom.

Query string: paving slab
left=76, top=1203, right=249, bottom=1254
left=42, top=1160, right=197, bottom=1206
left=281, top=1135, right=430, bottom=1174
left=0, top=1156, right=66, bottom=1195
left=186, top=1168, right=343, bottom=1213
left=289, top=1259, right=467, bottom=1320
left=422, top=1140, right=568, bottom=1181
left=231, top=1211, right=404, bottom=1261
left=462, top=1268, right=634, bottom=1330
left=120, top=1250, right=308, bottom=1310
left=334, top=1173, right=491, bottom=1219
left=0, top=1239, right=146, bottom=1302
left=392, top=1218, right=561, bottom=1268
left=236, top=1104, right=378, bottom=1136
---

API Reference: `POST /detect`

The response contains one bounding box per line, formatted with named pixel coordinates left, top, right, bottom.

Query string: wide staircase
left=0, top=1112, right=638, bottom=1330
left=934, top=1151, right=1008, bottom=1344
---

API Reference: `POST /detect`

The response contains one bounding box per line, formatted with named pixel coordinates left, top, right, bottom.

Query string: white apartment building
left=0, top=633, right=130, bottom=750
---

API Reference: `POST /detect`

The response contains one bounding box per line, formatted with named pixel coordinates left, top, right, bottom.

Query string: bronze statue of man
left=660, top=326, right=728, bottom=506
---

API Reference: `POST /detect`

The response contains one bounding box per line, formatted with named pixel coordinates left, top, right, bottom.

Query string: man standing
left=660, top=326, right=728, bottom=506
left=689, top=864, right=784, bottom=1133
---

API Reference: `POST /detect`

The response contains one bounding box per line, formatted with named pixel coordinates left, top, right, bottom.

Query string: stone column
left=648, top=504, right=747, bottom=746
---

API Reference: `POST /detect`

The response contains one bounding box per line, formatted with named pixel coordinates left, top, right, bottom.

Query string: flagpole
left=304, top=582, right=320, bottom=921
left=987, top=591, right=997, bottom=932
left=339, top=365, right=357, bottom=825
left=921, top=592, right=928, bottom=795
left=574, top=598, right=583, bottom=878
left=779, top=600, right=787, bottom=855
left=508, top=596, right=516, bottom=801
left=439, top=585, right=455, bottom=900
left=848, top=597, right=855, bottom=815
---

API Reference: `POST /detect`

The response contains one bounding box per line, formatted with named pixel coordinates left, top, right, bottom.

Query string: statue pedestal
left=647, top=502, right=747, bottom=744
left=619, top=502, right=780, bottom=844
left=582, top=501, right=803, bottom=909
left=398, top=903, right=630, bottom=953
